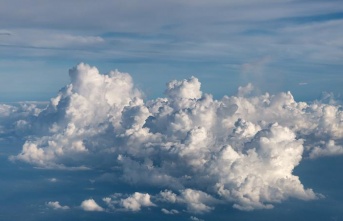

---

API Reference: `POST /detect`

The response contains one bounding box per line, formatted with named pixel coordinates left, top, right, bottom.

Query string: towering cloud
left=8, top=63, right=343, bottom=212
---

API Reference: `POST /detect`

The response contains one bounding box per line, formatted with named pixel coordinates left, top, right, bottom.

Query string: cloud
left=120, top=193, right=156, bottom=211
left=0, top=102, right=42, bottom=140
left=1, top=0, right=343, bottom=69
left=166, top=77, right=202, bottom=100
left=102, top=192, right=155, bottom=212
left=0, top=29, right=12, bottom=36
left=80, top=199, right=104, bottom=212
left=9, top=63, right=343, bottom=212
left=48, top=178, right=57, bottom=182
left=0, top=29, right=104, bottom=49
left=298, top=82, right=308, bottom=86
left=46, top=201, right=69, bottom=210
left=161, top=208, right=179, bottom=215
left=160, top=189, right=216, bottom=213
left=11, top=63, right=142, bottom=167
left=190, top=216, right=204, bottom=221
left=309, top=140, right=343, bottom=159
left=213, top=123, right=316, bottom=211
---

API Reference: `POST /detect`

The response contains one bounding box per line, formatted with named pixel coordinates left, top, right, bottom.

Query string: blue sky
left=1, top=1, right=343, bottom=221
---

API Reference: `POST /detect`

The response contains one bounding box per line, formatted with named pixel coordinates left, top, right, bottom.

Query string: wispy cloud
left=0, top=0, right=342, bottom=66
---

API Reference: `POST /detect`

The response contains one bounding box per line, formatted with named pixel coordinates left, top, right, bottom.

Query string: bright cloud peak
left=5, top=63, right=343, bottom=213
left=80, top=199, right=104, bottom=212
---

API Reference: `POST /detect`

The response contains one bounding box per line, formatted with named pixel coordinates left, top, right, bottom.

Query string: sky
left=0, top=0, right=343, bottom=221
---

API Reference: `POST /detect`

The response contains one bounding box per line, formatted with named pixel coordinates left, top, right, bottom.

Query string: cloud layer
left=7, top=63, right=343, bottom=212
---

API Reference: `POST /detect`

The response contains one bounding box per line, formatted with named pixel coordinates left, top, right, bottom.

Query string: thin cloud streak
left=0, top=0, right=342, bottom=66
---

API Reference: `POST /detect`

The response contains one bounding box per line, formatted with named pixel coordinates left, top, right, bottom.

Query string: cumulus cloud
left=102, top=192, right=155, bottom=212
left=160, top=189, right=216, bottom=213
left=120, top=193, right=156, bottom=211
left=46, top=201, right=69, bottom=210
left=80, top=199, right=104, bottom=212
left=309, top=140, right=343, bottom=159
left=9, top=63, right=343, bottom=212
left=0, top=102, right=42, bottom=140
left=11, top=63, right=142, bottom=167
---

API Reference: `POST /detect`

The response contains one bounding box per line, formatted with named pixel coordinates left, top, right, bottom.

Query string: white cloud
left=120, top=192, right=156, bottom=211
left=80, top=199, right=104, bottom=212
left=160, top=190, right=178, bottom=204
left=9, top=63, right=343, bottom=212
left=160, top=189, right=215, bottom=214
left=309, top=140, right=343, bottom=159
left=212, top=123, right=316, bottom=210
left=180, top=189, right=216, bottom=213
left=11, top=63, right=142, bottom=167
left=166, top=77, right=202, bottom=100
left=102, top=192, right=155, bottom=212
left=47, top=201, right=69, bottom=210
left=0, top=102, right=42, bottom=140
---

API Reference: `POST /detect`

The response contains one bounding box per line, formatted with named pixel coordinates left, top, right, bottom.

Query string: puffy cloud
left=11, top=63, right=142, bottom=167
left=166, top=77, right=202, bottom=100
left=309, top=140, right=343, bottom=159
left=80, top=199, right=104, bottom=212
left=160, top=190, right=178, bottom=204
left=102, top=192, right=155, bottom=212
left=160, top=189, right=216, bottom=213
left=120, top=193, right=156, bottom=211
left=212, top=123, right=316, bottom=210
left=0, top=102, right=42, bottom=140
left=46, top=201, right=69, bottom=210
left=9, top=63, right=343, bottom=212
